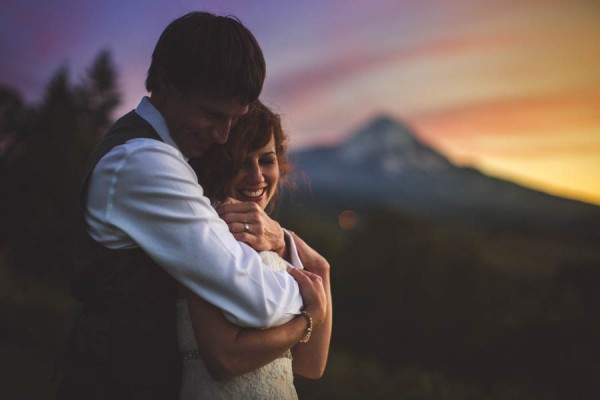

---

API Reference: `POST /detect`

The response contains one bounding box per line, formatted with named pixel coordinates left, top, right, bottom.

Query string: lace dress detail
left=177, top=251, right=298, bottom=400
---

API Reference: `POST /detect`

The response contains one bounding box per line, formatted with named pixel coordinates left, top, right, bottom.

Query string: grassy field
left=1, top=209, right=599, bottom=399
left=0, top=249, right=78, bottom=399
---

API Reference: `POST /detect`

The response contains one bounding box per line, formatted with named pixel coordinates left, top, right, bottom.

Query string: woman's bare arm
left=289, top=233, right=333, bottom=379
left=185, top=288, right=306, bottom=381
left=184, top=265, right=327, bottom=381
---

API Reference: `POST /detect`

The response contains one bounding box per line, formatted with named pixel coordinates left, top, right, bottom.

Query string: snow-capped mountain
left=289, top=115, right=600, bottom=233
left=336, top=115, right=453, bottom=174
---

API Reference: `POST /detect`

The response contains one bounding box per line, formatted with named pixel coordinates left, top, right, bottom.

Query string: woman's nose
left=247, top=162, right=264, bottom=183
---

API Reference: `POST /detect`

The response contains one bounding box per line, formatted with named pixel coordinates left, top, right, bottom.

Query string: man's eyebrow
left=203, top=106, right=245, bottom=120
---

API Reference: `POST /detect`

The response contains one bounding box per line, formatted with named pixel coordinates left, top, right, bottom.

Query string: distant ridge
left=289, top=115, right=600, bottom=236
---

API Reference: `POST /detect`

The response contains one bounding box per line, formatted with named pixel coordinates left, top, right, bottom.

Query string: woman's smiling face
left=228, top=133, right=279, bottom=210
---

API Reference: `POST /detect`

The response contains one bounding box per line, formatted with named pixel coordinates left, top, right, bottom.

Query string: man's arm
left=183, top=267, right=327, bottom=381
left=86, top=141, right=302, bottom=327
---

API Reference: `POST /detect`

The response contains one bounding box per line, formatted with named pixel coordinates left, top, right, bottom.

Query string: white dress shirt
left=85, top=97, right=303, bottom=328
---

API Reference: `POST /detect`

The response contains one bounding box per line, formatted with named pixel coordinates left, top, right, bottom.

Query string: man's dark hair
left=146, top=12, right=266, bottom=104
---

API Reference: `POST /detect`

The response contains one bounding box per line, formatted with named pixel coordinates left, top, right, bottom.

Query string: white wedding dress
left=177, top=251, right=298, bottom=400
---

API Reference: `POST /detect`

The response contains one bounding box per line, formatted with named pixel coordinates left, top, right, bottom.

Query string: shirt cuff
left=282, top=229, right=304, bottom=270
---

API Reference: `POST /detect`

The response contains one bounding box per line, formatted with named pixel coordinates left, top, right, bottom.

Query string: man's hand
left=287, top=268, right=328, bottom=329
left=217, top=198, right=286, bottom=256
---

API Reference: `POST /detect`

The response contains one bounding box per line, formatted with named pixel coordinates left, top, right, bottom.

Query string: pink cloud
left=268, top=33, right=519, bottom=103
left=412, top=93, right=600, bottom=138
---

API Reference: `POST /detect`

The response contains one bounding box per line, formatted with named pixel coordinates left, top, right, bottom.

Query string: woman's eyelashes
left=242, top=154, right=277, bottom=168
left=260, top=155, right=277, bottom=165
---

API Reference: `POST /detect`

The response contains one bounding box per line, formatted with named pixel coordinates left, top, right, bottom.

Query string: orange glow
left=412, top=94, right=600, bottom=140
left=409, top=93, right=600, bottom=205
left=338, top=210, right=358, bottom=230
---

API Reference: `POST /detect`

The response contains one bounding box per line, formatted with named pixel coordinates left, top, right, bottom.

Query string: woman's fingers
left=217, top=200, right=260, bottom=217
left=221, top=211, right=258, bottom=225
left=228, top=221, right=253, bottom=234
left=218, top=201, right=283, bottom=253
left=288, top=268, right=327, bottom=328
left=296, top=268, right=322, bottom=281
left=288, top=268, right=322, bottom=292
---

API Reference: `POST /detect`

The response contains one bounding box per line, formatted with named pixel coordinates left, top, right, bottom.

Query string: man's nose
left=212, top=119, right=233, bottom=144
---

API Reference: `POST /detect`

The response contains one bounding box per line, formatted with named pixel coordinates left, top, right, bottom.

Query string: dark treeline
left=1, top=51, right=600, bottom=399
left=0, top=50, right=119, bottom=283
left=280, top=206, right=600, bottom=399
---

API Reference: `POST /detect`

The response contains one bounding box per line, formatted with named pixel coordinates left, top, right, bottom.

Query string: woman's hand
left=287, top=268, right=328, bottom=329
left=288, top=239, right=332, bottom=380
left=290, top=232, right=330, bottom=278
left=216, top=197, right=286, bottom=256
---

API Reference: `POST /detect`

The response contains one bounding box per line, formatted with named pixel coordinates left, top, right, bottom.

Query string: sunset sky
left=2, top=0, right=599, bottom=205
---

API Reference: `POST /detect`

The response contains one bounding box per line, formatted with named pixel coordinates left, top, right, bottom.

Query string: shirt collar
left=135, top=96, right=188, bottom=161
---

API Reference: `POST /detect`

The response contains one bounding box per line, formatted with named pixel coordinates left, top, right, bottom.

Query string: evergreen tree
left=0, top=86, right=27, bottom=243
left=77, top=50, right=121, bottom=139
left=0, top=86, right=25, bottom=138
left=0, top=51, right=120, bottom=280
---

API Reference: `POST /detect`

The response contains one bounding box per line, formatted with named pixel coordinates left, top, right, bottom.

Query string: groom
left=57, top=12, right=323, bottom=399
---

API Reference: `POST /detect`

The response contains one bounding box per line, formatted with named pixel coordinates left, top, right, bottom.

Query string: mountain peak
left=350, top=114, right=416, bottom=145
left=337, top=114, right=452, bottom=173
left=365, top=114, right=403, bottom=131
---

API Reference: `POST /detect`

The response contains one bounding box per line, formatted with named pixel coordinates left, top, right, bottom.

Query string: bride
left=179, top=101, right=333, bottom=399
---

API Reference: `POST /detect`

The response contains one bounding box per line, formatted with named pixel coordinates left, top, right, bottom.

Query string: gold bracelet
left=299, top=310, right=313, bottom=343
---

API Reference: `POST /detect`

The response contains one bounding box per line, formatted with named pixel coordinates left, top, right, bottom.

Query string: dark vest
left=58, top=111, right=182, bottom=399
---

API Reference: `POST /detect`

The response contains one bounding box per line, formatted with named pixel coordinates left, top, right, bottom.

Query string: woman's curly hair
left=189, top=100, right=291, bottom=212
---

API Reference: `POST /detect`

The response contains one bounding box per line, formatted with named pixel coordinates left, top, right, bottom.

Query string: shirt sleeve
left=282, top=229, right=304, bottom=270
left=86, top=140, right=303, bottom=328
